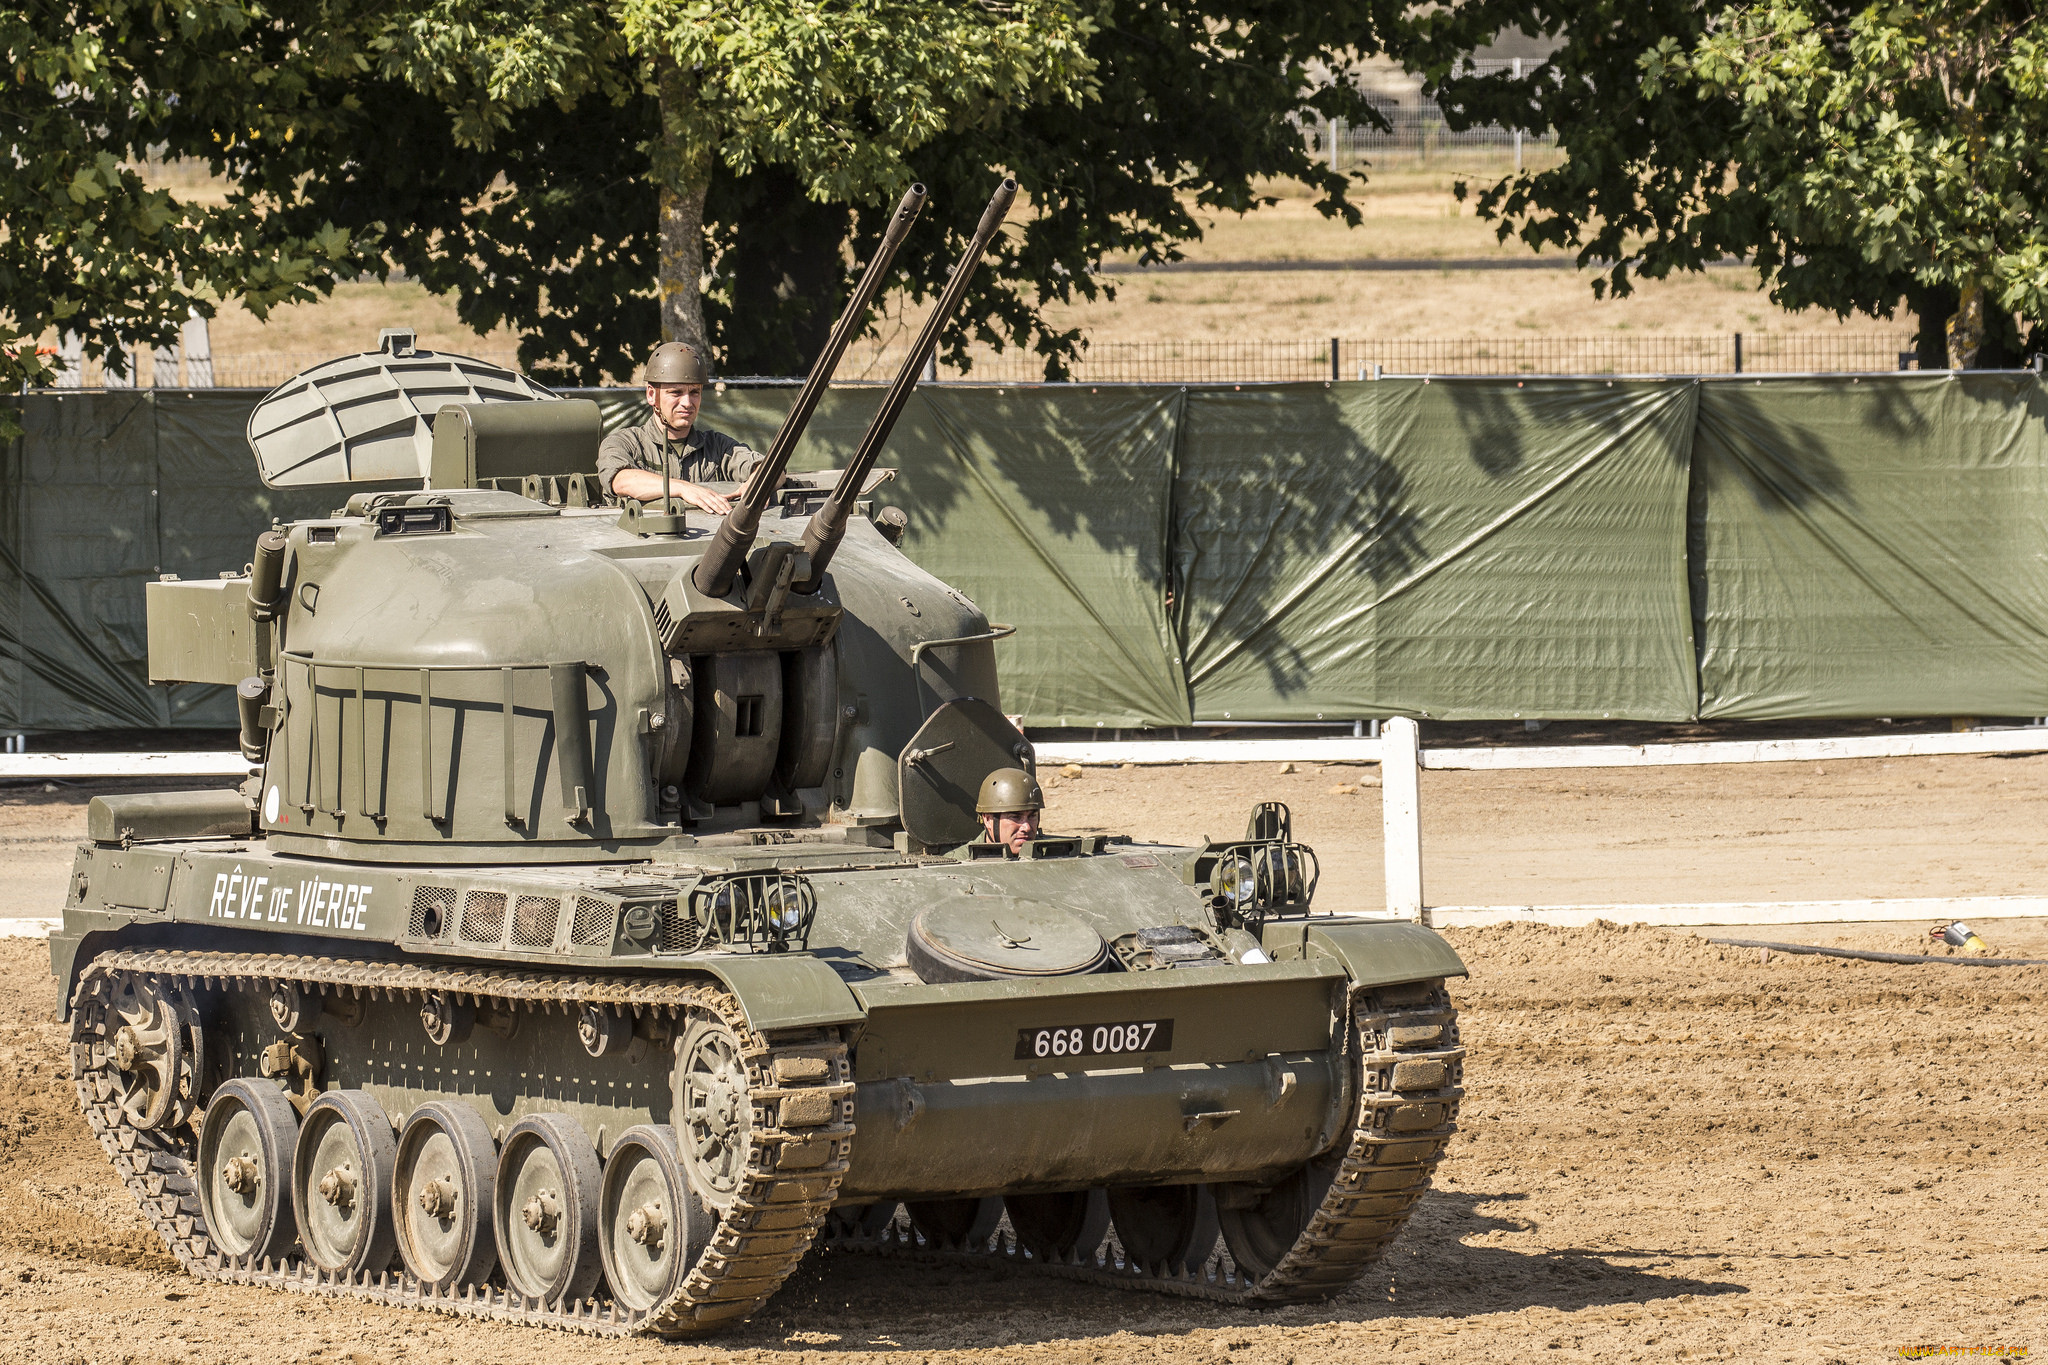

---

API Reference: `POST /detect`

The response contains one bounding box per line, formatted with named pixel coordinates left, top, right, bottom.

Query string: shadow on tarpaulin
left=3, top=371, right=2043, bottom=733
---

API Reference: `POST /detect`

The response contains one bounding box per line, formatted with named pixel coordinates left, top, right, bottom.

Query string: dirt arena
left=1, top=756, right=2044, bottom=1362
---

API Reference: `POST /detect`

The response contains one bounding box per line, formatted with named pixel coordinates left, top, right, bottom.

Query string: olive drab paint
left=55, top=326, right=1470, bottom=1336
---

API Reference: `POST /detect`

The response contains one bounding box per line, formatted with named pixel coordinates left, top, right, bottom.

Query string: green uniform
left=596, top=418, right=765, bottom=499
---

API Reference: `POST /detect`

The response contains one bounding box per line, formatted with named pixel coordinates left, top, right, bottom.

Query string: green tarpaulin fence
left=3, top=373, right=2043, bottom=732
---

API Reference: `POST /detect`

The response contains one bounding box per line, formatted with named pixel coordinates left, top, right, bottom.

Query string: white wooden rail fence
left=7, top=718, right=2048, bottom=931
left=1377, top=716, right=2048, bottom=929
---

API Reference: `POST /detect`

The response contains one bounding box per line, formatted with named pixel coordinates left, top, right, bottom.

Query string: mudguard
left=700, top=952, right=867, bottom=1032
left=1261, top=918, right=1468, bottom=989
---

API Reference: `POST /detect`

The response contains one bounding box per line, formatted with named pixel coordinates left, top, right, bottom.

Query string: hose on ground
left=1706, top=937, right=2048, bottom=968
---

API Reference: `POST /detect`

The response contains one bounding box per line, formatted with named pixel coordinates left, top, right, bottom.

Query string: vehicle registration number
left=1014, top=1019, right=1174, bottom=1061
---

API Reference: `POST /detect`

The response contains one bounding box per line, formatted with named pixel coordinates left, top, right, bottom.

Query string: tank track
left=67, top=948, right=855, bottom=1338
left=822, top=980, right=1464, bottom=1304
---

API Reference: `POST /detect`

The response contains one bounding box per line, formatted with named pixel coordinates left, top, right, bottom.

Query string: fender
left=1260, top=917, right=1469, bottom=990
left=697, top=952, right=867, bottom=1033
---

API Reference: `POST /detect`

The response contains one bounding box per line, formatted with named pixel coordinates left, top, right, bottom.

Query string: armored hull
left=55, top=340, right=1465, bottom=1337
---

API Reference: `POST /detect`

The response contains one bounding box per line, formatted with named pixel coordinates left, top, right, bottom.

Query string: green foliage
left=1651, top=2, right=2048, bottom=339
left=0, top=1, right=370, bottom=431
left=274, top=0, right=1400, bottom=382
left=1400, top=1, right=2048, bottom=362
left=5, top=0, right=1411, bottom=399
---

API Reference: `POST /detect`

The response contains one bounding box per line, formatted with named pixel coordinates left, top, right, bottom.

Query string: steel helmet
left=976, top=767, right=1043, bottom=815
left=644, top=341, right=708, bottom=385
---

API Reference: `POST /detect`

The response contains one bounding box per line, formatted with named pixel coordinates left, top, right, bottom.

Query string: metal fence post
left=1381, top=716, right=1425, bottom=922
left=1331, top=337, right=1341, bottom=384
left=1733, top=332, right=1743, bottom=375
left=1512, top=59, right=1524, bottom=173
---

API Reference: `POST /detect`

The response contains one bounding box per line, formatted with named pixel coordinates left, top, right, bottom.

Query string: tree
left=0, top=0, right=361, bottom=431
left=367, top=0, right=1098, bottom=358
left=198, top=1, right=1406, bottom=382
left=1399, top=2, right=2048, bottom=367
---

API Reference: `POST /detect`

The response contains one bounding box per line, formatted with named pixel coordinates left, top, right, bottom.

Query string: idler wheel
left=905, top=1196, right=1002, bottom=1250
left=105, top=974, right=186, bottom=1131
left=493, top=1113, right=602, bottom=1305
left=392, top=1100, right=498, bottom=1291
left=673, top=1015, right=752, bottom=1209
left=1004, top=1189, right=1110, bottom=1262
left=905, top=895, right=1111, bottom=986
left=197, top=1077, right=300, bottom=1263
left=1216, top=1156, right=1339, bottom=1282
left=598, top=1125, right=710, bottom=1312
left=291, top=1090, right=400, bottom=1276
left=1107, top=1183, right=1219, bottom=1275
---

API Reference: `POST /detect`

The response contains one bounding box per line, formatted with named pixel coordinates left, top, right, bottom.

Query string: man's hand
left=674, top=482, right=733, bottom=515
left=611, top=468, right=732, bottom=513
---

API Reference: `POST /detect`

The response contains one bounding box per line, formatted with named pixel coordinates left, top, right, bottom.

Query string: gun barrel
left=691, top=183, right=928, bottom=597
left=795, top=176, right=1019, bottom=592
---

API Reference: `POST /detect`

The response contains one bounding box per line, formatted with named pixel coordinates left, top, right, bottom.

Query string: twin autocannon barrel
left=691, top=176, right=1021, bottom=599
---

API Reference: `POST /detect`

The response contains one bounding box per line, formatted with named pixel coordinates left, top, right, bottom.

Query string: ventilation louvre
left=657, top=904, right=702, bottom=954
left=460, top=891, right=507, bottom=943
left=511, top=895, right=562, bottom=948
left=570, top=896, right=616, bottom=947
left=409, top=885, right=456, bottom=939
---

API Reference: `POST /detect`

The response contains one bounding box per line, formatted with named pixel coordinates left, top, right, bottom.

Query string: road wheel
left=1108, top=1183, right=1218, bottom=1275
left=906, top=1196, right=1002, bottom=1250
left=392, top=1100, right=498, bottom=1291
left=494, top=1113, right=602, bottom=1304
left=1004, top=1189, right=1109, bottom=1262
left=598, top=1125, right=710, bottom=1313
left=292, top=1090, right=400, bottom=1276
left=197, top=1077, right=299, bottom=1262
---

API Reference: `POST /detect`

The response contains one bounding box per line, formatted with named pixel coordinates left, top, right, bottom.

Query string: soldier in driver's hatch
left=597, top=342, right=777, bottom=514
left=977, top=767, right=1044, bottom=857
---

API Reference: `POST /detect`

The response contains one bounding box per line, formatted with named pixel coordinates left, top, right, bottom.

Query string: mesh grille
left=511, top=896, right=561, bottom=949
left=657, top=904, right=701, bottom=954
left=409, top=886, right=455, bottom=939
left=460, top=891, right=507, bottom=943
left=570, top=896, right=615, bottom=947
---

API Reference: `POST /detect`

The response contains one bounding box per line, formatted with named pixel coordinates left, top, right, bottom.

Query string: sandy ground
left=1, top=758, right=2044, bottom=1361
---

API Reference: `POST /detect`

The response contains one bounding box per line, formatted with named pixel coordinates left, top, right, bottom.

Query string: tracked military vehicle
left=54, top=180, right=1466, bottom=1337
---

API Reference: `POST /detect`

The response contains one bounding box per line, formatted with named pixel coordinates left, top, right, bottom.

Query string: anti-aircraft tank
left=52, top=180, right=1466, bottom=1337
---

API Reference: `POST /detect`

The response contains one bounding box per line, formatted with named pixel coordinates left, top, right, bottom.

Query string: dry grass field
left=142, top=164, right=1906, bottom=369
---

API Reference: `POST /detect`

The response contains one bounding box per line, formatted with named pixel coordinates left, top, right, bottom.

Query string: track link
left=823, top=980, right=1464, bottom=1304
left=69, top=948, right=854, bottom=1338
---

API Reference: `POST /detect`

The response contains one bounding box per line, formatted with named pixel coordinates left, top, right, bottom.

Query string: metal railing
left=43, top=348, right=524, bottom=390
left=834, top=333, right=1920, bottom=384
left=1303, top=58, right=1562, bottom=171
left=40, top=335, right=1924, bottom=392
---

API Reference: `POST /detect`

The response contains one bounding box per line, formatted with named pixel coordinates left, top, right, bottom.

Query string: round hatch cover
left=907, top=895, right=1111, bottom=985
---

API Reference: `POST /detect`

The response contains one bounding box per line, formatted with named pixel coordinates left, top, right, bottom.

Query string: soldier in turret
left=598, top=342, right=775, bottom=514
left=976, top=767, right=1044, bottom=856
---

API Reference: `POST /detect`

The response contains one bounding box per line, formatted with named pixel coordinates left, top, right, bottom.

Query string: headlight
left=763, top=883, right=803, bottom=935
left=1213, top=854, right=1256, bottom=907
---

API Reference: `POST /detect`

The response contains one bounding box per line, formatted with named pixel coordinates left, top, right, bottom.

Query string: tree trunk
left=1948, top=280, right=1987, bottom=370
left=655, top=58, right=713, bottom=362
left=1907, top=283, right=1956, bottom=370
left=710, top=164, right=852, bottom=378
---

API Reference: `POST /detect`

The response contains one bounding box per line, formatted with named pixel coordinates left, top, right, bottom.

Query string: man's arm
left=609, top=466, right=734, bottom=514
